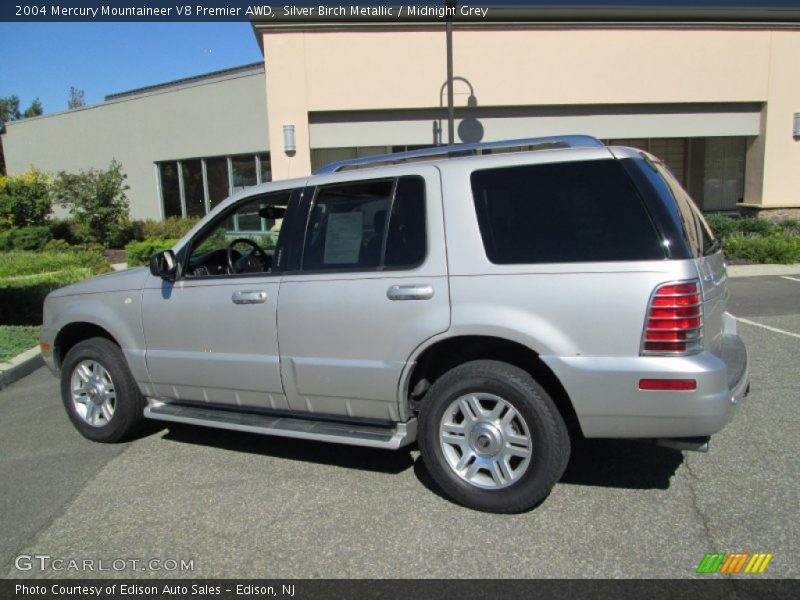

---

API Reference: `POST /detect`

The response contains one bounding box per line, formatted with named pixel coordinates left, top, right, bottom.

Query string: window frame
left=288, top=175, right=428, bottom=276
left=175, top=187, right=303, bottom=282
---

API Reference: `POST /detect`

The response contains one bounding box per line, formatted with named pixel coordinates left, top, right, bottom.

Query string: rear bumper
left=542, top=323, right=749, bottom=439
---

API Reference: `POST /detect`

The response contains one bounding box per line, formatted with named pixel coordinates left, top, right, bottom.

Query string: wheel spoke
left=504, top=443, right=531, bottom=459
left=458, top=397, right=477, bottom=423
left=455, top=449, right=475, bottom=471
left=439, top=392, right=534, bottom=490
left=506, top=431, right=529, bottom=447
left=84, top=402, right=96, bottom=424
left=467, top=395, right=486, bottom=418
left=76, top=364, right=91, bottom=383
left=441, top=432, right=466, bottom=446
left=490, top=457, right=512, bottom=485
left=465, top=459, right=481, bottom=480
left=100, top=403, right=114, bottom=422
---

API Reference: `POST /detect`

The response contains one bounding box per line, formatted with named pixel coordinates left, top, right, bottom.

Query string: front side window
left=471, top=160, right=665, bottom=264
left=301, top=176, right=426, bottom=272
left=184, top=191, right=290, bottom=278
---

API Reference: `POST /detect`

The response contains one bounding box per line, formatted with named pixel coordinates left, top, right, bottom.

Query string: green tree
left=23, top=98, right=43, bottom=118
left=52, top=160, right=130, bottom=247
left=68, top=87, right=86, bottom=109
left=0, top=168, right=52, bottom=228
left=0, top=95, right=21, bottom=122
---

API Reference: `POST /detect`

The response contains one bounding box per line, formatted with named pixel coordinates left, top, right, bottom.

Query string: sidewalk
left=727, top=263, right=800, bottom=278
left=0, top=346, right=42, bottom=390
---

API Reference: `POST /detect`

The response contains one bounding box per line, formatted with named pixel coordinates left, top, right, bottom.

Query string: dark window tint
left=181, top=160, right=205, bottom=217
left=160, top=162, right=181, bottom=218
left=471, top=160, right=665, bottom=264
left=303, top=180, right=394, bottom=271
left=653, top=161, right=717, bottom=257
left=206, top=157, right=229, bottom=208
left=385, top=176, right=426, bottom=268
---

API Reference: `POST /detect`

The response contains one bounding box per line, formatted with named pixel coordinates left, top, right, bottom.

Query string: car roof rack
left=313, top=135, right=604, bottom=174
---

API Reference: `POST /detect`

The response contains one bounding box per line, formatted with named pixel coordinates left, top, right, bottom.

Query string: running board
left=144, top=401, right=416, bottom=449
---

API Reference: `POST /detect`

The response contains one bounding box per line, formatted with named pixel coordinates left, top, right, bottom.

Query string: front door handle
left=387, top=284, right=434, bottom=301
left=232, top=290, right=267, bottom=305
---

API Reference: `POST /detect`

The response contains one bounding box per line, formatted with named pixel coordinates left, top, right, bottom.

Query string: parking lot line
left=735, top=316, right=800, bottom=340
left=780, top=275, right=800, bottom=283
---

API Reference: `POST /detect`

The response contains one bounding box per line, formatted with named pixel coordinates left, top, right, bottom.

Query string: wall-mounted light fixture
left=794, top=112, right=800, bottom=139
left=283, top=123, right=296, bottom=155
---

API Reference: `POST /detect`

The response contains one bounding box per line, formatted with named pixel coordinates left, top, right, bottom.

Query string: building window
left=231, top=154, right=257, bottom=193
left=159, top=162, right=182, bottom=218
left=206, top=157, right=229, bottom=209
left=181, top=160, right=205, bottom=217
left=156, top=152, right=270, bottom=219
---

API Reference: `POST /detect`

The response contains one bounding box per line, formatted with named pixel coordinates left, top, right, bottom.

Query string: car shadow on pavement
left=160, top=424, right=415, bottom=475
left=412, top=437, right=684, bottom=505
left=560, top=438, right=684, bottom=490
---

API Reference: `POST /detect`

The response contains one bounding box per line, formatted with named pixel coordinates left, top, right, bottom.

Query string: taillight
left=641, top=280, right=703, bottom=355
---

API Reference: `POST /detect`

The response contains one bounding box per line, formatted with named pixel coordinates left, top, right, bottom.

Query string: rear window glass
left=471, top=160, right=665, bottom=264
left=652, top=161, right=717, bottom=257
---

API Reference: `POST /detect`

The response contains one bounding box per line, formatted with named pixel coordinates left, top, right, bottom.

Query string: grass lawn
left=0, top=325, right=39, bottom=362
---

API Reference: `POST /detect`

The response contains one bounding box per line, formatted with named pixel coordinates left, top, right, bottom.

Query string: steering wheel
left=226, top=238, right=268, bottom=274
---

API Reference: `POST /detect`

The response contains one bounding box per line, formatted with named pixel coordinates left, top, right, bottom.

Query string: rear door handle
left=232, top=290, right=267, bottom=304
left=387, top=284, right=434, bottom=301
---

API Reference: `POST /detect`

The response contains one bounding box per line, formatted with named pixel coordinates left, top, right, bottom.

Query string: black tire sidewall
left=419, top=361, right=569, bottom=513
left=60, top=337, right=143, bottom=443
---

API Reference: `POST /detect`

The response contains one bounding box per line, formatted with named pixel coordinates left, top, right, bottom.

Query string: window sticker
left=324, top=212, right=363, bottom=264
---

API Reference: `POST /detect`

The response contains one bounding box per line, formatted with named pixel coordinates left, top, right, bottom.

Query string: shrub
left=13, top=226, right=52, bottom=251
left=723, top=234, right=800, bottom=265
left=42, top=238, right=72, bottom=253
left=0, top=226, right=52, bottom=251
left=704, top=215, right=775, bottom=240
left=0, top=250, right=110, bottom=325
left=51, top=160, right=130, bottom=247
left=48, top=217, right=91, bottom=245
left=125, top=239, right=178, bottom=267
left=704, top=214, right=739, bottom=240
left=776, top=219, right=800, bottom=235
left=0, top=168, right=52, bottom=228
left=141, top=217, right=200, bottom=240
left=0, top=249, right=110, bottom=278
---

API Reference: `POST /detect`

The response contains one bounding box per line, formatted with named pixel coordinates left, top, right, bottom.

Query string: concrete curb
left=0, top=346, right=43, bottom=391
left=727, top=264, right=800, bottom=278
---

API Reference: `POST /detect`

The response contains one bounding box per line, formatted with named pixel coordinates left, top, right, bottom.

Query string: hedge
left=0, top=226, right=52, bottom=251
left=125, top=239, right=178, bottom=267
left=723, top=234, right=800, bottom=265
left=0, top=250, right=110, bottom=325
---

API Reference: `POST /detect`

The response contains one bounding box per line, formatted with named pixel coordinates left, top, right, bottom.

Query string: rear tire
left=60, top=337, right=146, bottom=443
left=418, top=360, right=570, bottom=513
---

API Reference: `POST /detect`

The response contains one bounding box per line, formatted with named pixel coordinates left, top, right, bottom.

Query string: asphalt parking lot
left=1, top=275, right=798, bottom=579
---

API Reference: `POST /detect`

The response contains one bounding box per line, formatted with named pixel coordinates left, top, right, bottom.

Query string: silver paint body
left=41, top=146, right=749, bottom=443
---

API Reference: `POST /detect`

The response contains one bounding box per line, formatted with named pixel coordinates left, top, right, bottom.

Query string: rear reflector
left=641, top=280, right=703, bottom=356
left=639, top=379, right=697, bottom=391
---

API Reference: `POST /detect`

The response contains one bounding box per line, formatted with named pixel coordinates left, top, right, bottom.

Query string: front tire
left=418, top=360, right=570, bottom=513
left=60, top=337, right=146, bottom=443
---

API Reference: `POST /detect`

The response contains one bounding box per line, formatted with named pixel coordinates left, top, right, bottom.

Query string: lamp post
left=445, top=0, right=457, bottom=145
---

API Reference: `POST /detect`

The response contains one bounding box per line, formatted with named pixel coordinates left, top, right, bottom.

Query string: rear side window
left=471, top=160, right=665, bottom=264
left=301, top=176, right=426, bottom=272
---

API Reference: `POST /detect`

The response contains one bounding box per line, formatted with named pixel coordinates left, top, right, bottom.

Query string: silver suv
left=41, top=136, right=749, bottom=513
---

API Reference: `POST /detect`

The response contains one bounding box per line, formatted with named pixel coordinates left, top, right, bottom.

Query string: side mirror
left=149, top=250, right=178, bottom=281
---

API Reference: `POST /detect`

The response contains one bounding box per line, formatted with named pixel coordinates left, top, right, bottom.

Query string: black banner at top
left=4, top=1, right=800, bottom=23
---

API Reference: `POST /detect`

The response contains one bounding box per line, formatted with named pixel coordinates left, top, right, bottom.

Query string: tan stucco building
left=255, top=20, right=800, bottom=219
left=3, top=12, right=799, bottom=220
